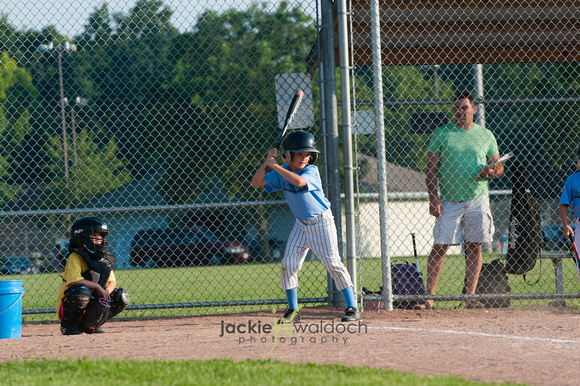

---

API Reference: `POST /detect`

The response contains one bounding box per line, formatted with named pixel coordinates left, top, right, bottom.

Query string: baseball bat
left=567, top=234, right=580, bottom=284
left=411, top=233, right=420, bottom=274
left=274, top=89, right=304, bottom=149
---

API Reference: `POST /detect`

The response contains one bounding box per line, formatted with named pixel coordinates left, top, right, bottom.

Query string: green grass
left=17, top=261, right=331, bottom=322
left=0, top=358, right=515, bottom=385
left=11, top=250, right=580, bottom=323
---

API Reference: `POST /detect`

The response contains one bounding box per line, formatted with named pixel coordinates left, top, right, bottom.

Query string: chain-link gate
left=1, top=0, right=580, bottom=323
left=347, top=0, right=580, bottom=310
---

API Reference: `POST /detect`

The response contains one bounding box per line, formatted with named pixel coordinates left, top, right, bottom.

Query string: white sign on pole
left=275, top=73, right=315, bottom=129
left=352, top=110, right=376, bottom=135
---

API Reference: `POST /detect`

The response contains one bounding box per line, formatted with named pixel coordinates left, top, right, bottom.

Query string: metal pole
left=369, top=0, right=392, bottom=310
left=57, top=48, right=71, bottom=223
left=434, top=65, right=441, bottom=112
left=317, top=0, right=328, bottom=215
left=58, top=49, right=69, bottom=183
left=320, top=0, right=344, bottom=307
left=70, top=99, right=82, bottom=201
left=473, top=64, right=486, bottom=127
left=337, top=0, right=357, bottom=299
left=71, top=101, right=78, bottom=167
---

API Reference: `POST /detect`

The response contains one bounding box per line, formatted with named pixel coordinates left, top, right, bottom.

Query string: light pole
left=39, top=42, right=77, bottom=179
left=39, top=42, right=77, bottom=223
left=68, top=96, right=87, bottom=168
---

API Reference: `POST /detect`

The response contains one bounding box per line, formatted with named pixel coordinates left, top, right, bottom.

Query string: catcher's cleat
left=60, top=325, right=82, bottom=335
left=278, top=308, right=301, bottom=324
left=95, top=328, right=105, bottom=334
left=341, top=306, right=361, bottom=322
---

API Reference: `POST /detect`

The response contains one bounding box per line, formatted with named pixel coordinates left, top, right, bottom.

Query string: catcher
left=56, top=216, right=130, bottom=335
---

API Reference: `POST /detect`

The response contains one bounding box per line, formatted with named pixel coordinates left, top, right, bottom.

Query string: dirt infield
left=3, top=306, right=580, bottom=385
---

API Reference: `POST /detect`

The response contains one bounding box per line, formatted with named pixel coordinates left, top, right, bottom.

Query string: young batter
left=251, top=131, right=360, bottom=323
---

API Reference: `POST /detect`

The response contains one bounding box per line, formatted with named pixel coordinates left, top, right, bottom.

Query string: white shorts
left=433, top=195, right=494, bottom=245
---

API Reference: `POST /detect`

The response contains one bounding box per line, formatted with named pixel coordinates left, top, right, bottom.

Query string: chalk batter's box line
left=369, top=326, right=578, bottom=344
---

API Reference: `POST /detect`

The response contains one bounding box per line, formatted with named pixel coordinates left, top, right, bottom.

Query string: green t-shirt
left=427, top=123, right=499, bottom=202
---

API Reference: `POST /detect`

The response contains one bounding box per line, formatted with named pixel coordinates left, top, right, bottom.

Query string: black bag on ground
left=391, top=263, right=427, bottom=309
left=464, top=259, right=511, bottom=308
left=505, top=161, right=542, bottom=275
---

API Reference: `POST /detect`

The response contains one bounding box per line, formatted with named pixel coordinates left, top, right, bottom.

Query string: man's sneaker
left=278, top=308, right=301, bottom=324
left=341, top=306, right=361, bottom=322
left=60, top=325, right=82, bottom=335
left=465, top=299, right=485, bottom=309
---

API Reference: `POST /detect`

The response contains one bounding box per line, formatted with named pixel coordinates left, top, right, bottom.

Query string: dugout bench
left=363, top=251, right=579, bottom=310
left=503, top=251, right=577, bottom=306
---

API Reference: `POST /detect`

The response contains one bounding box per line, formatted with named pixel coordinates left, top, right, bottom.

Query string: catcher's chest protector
left=69, top=248, right=114, bottom=288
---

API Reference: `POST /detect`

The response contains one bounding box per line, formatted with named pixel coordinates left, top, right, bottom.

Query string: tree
left=80, top=3, right=114, bottom=45
left=351, top=65, right=455, bottom=182
left=159, top=1, right=316, bottom=204
left=150, top=1, right=316, bottom=256
left=37, top=129, right=132, bottom=209
left=78, top=0, right=180, bottom=179
left=0, top=51, right=41, bottom=204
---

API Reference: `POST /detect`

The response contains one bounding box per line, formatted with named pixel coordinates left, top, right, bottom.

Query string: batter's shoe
left=278, top=308, right=301, bottom=324
left=341, top=306, right=361, bottom=322
left=60, top=325, right=82, bottom=335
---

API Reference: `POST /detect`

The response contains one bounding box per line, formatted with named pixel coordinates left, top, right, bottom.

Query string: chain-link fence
left=1, top=0, right=579, bottom=322
left=0, top=0, right=329, bottom=322
left=350, top=0, right=580, bottom=310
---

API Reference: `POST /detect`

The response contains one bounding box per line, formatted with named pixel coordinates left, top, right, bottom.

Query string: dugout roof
left=310, top=0, right=580, bottom=67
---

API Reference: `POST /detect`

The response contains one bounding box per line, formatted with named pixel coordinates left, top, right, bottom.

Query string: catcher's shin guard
left=108, top=288, right=130, bottom=320
left=60, top=284, right=93, bottom=335
left=77, top=296, right=111, bottom=334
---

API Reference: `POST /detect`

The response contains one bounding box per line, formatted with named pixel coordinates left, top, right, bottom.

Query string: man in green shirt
left=425, top=92, right=504, bottom=309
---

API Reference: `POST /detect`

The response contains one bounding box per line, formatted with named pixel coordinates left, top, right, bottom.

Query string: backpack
left=391, top=262, right=427, bottom=309
left=505, top=161, right=541, bottom=275
left=464, top=259, right=511, bottom=308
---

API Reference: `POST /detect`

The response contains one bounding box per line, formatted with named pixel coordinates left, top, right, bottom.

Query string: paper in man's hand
left=488, top=152, right=514, bottom=168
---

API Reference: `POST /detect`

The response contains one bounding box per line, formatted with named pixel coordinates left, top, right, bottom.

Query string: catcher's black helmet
left=69, top=217, right=109, bottom=259
left=282, top=131, right=320, bottom=164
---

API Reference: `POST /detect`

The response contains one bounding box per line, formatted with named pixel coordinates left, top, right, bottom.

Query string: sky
left=0, top=0, right=293, bottom=38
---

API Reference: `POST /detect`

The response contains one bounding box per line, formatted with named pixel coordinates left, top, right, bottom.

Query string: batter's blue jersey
left=559, top=172, right=580, bottom=218
left=263, top=164, right=331, bottom=221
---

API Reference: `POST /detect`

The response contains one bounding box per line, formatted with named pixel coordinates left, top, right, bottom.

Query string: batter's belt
left=298, top=209, right=331, bottom=225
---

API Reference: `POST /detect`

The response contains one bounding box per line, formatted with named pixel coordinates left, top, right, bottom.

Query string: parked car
left=0, top=256, right=38, bottom=275
left=130, top=226, right=251, bottom=267
left=248, top=238, right=287, bottom=262
left=38, top=238, right=69, bottom=273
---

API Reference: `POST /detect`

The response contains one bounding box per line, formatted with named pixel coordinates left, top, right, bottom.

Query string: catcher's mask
left=69, top=216, right=110, bottom=259
left=281, top=131, right=320, bottom=165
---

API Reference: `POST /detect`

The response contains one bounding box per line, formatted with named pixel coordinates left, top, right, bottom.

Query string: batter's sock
left=342, top=286, right=357, bottom=309
left=286, top=288, right=298, bottom=310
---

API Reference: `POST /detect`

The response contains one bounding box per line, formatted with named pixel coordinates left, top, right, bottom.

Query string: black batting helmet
left=69, top=217, right=109, bottom=259
left=282, top=131, right=320, bottom=164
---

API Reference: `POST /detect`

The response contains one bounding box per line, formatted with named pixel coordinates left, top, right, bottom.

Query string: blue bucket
left=0, top=280, right=25, bottom=339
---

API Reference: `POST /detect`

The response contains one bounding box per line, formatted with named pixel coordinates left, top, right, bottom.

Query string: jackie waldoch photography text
left=219, top=317, right=369, bottom=350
